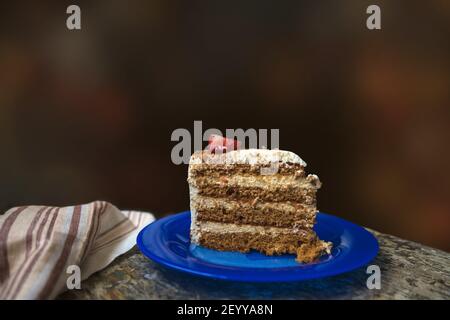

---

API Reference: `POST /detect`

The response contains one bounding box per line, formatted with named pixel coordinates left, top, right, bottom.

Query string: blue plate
left=137, top=211, right=378, bottom=282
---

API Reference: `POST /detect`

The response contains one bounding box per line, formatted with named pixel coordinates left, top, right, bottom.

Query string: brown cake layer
left=189, top=163, right=305, bottom=178
left=196, top=231, right=318, bottom=256
left=194, top=199, right=316, bottom=228
left=195, top=184, right=316, bottom=204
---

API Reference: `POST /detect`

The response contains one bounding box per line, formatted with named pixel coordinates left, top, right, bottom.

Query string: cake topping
left=205, top=135, right=306, bottom=166
left=191, top=148, right=307, bottom=166
left=207, top=134, right=241, bottom=153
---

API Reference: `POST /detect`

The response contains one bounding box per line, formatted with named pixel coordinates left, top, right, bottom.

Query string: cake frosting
left=190, top=149, right=307, bottom=166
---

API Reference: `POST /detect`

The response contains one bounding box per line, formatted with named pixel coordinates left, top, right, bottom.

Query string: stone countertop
left=59, top=229, right=450, bottom=300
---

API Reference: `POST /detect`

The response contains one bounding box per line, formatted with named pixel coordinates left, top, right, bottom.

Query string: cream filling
left=192, top=220, right=311, bottom=236
left=190, top=174, right=320, bottom=190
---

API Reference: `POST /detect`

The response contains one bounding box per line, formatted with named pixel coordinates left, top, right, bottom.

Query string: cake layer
left=191, top=221, right=331, bottom=262
left=189, top=163, right=306, bottom=177
left=195, top=184, right=317, bottom=204
left=189, top=174, right=320, bottom=190
left=196, top=231, right=307, bottom=255
left=192, top=196, right=316, bottom=228
left=191, top=220, right=316, bottom=256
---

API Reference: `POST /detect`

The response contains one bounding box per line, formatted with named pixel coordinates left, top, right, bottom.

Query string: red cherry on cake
left=207, top=134, right=241, bottom=153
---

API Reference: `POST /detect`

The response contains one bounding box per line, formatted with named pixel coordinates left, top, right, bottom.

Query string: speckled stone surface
left=58, top=229, right=450, bottom=300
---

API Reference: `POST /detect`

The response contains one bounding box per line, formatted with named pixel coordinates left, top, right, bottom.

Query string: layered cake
left=188, top=139, right=331, bottom=263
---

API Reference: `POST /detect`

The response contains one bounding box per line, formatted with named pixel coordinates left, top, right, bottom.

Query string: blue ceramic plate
left=137, top=211, right=378, bottom=282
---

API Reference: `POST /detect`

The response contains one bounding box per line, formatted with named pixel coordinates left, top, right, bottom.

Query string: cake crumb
left=296, top=240, right=332, bottom=263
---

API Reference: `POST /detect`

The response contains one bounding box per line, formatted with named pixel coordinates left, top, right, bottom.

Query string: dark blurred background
left=0, top=1, right=449, bottom=251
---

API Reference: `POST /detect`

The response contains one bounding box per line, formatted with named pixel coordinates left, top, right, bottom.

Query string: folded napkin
left=0, top=201, right=154, bottom=299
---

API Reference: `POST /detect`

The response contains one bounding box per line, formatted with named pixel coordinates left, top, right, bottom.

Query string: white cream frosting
left=191, top=173, right=321, bottom=190
left=190, top=149, right=307, bottom=166
left=191, top=220, right=310, bottom=240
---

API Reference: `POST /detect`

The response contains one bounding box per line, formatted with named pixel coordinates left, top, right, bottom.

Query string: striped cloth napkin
left=0, top=201, right=154, bottom=299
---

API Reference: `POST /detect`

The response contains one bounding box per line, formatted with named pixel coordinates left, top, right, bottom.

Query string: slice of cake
left=188, top=143, right=331, bottom=263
